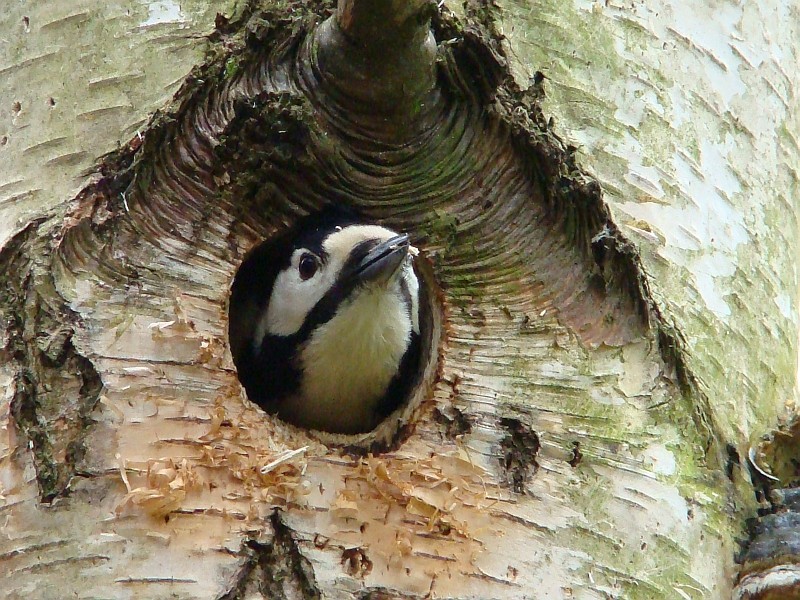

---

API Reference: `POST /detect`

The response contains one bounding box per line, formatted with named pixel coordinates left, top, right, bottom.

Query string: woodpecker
left=230, top=210, right=421, bottom=434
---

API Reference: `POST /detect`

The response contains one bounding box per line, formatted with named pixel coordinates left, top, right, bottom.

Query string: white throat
left=285, top=279, right=414, bottom=432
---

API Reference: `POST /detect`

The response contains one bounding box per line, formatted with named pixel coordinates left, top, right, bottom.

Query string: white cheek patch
left=253, top=224, right=405, bottom=345
left=255, top=250, right=335, bottom=341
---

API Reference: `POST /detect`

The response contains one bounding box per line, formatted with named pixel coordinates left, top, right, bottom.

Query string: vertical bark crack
left=499, top=417, right=540, bottom=494
left=219, top=511, right=320, bottom=600
left=1, top=221, right=103, bottom=502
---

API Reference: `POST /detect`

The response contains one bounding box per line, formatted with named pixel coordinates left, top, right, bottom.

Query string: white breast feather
left=292, top=282, right=412, bottom=432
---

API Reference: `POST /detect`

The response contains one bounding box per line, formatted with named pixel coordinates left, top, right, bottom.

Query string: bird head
left=230, top=209, right=421, bottom=434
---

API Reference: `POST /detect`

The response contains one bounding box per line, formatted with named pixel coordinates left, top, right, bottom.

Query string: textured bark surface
left=492, top=4, right=800, bottom=596
left=496, top=0, right=800, bottom=445
left=0, top=0, right=235, bottom=248
left=0, top=1, right=797, bottom=599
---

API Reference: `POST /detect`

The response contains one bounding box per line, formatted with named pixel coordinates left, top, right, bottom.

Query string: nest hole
left=228, top=208, right=441, bottom=448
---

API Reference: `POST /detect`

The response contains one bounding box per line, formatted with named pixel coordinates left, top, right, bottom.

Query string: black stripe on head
left=231, top=206, right=361, bottom=319
left=296, top=238, right=380, bottom=339
left=242, top=235, right=382, bottom=409
left=231, top=206, right=362, bottom=407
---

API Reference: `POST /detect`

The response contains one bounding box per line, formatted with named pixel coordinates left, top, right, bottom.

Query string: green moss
left=421, top=209, right=459, bottom=252
left=224, top=55, right=242, bottom=79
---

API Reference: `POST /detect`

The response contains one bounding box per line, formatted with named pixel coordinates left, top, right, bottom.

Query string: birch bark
left=0, top=2, right=797, bottom=599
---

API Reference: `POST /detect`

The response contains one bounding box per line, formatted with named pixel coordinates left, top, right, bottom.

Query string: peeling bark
left=2, top=220, right=103, bottom=500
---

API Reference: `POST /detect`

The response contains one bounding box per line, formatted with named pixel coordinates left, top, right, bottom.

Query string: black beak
left=355, top=234, right=410, bottom=284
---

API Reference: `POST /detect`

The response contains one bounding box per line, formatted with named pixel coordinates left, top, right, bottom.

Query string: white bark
left=0, top=0, right=233, bottom=246
left=498, top=0, right=800, bottom=442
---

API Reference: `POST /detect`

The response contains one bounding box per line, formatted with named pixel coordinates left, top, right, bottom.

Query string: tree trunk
left=1, top=1, right=797, bottom=599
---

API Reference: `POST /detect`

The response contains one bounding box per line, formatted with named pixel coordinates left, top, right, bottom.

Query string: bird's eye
left=298, top=253, right=319, bottom=280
